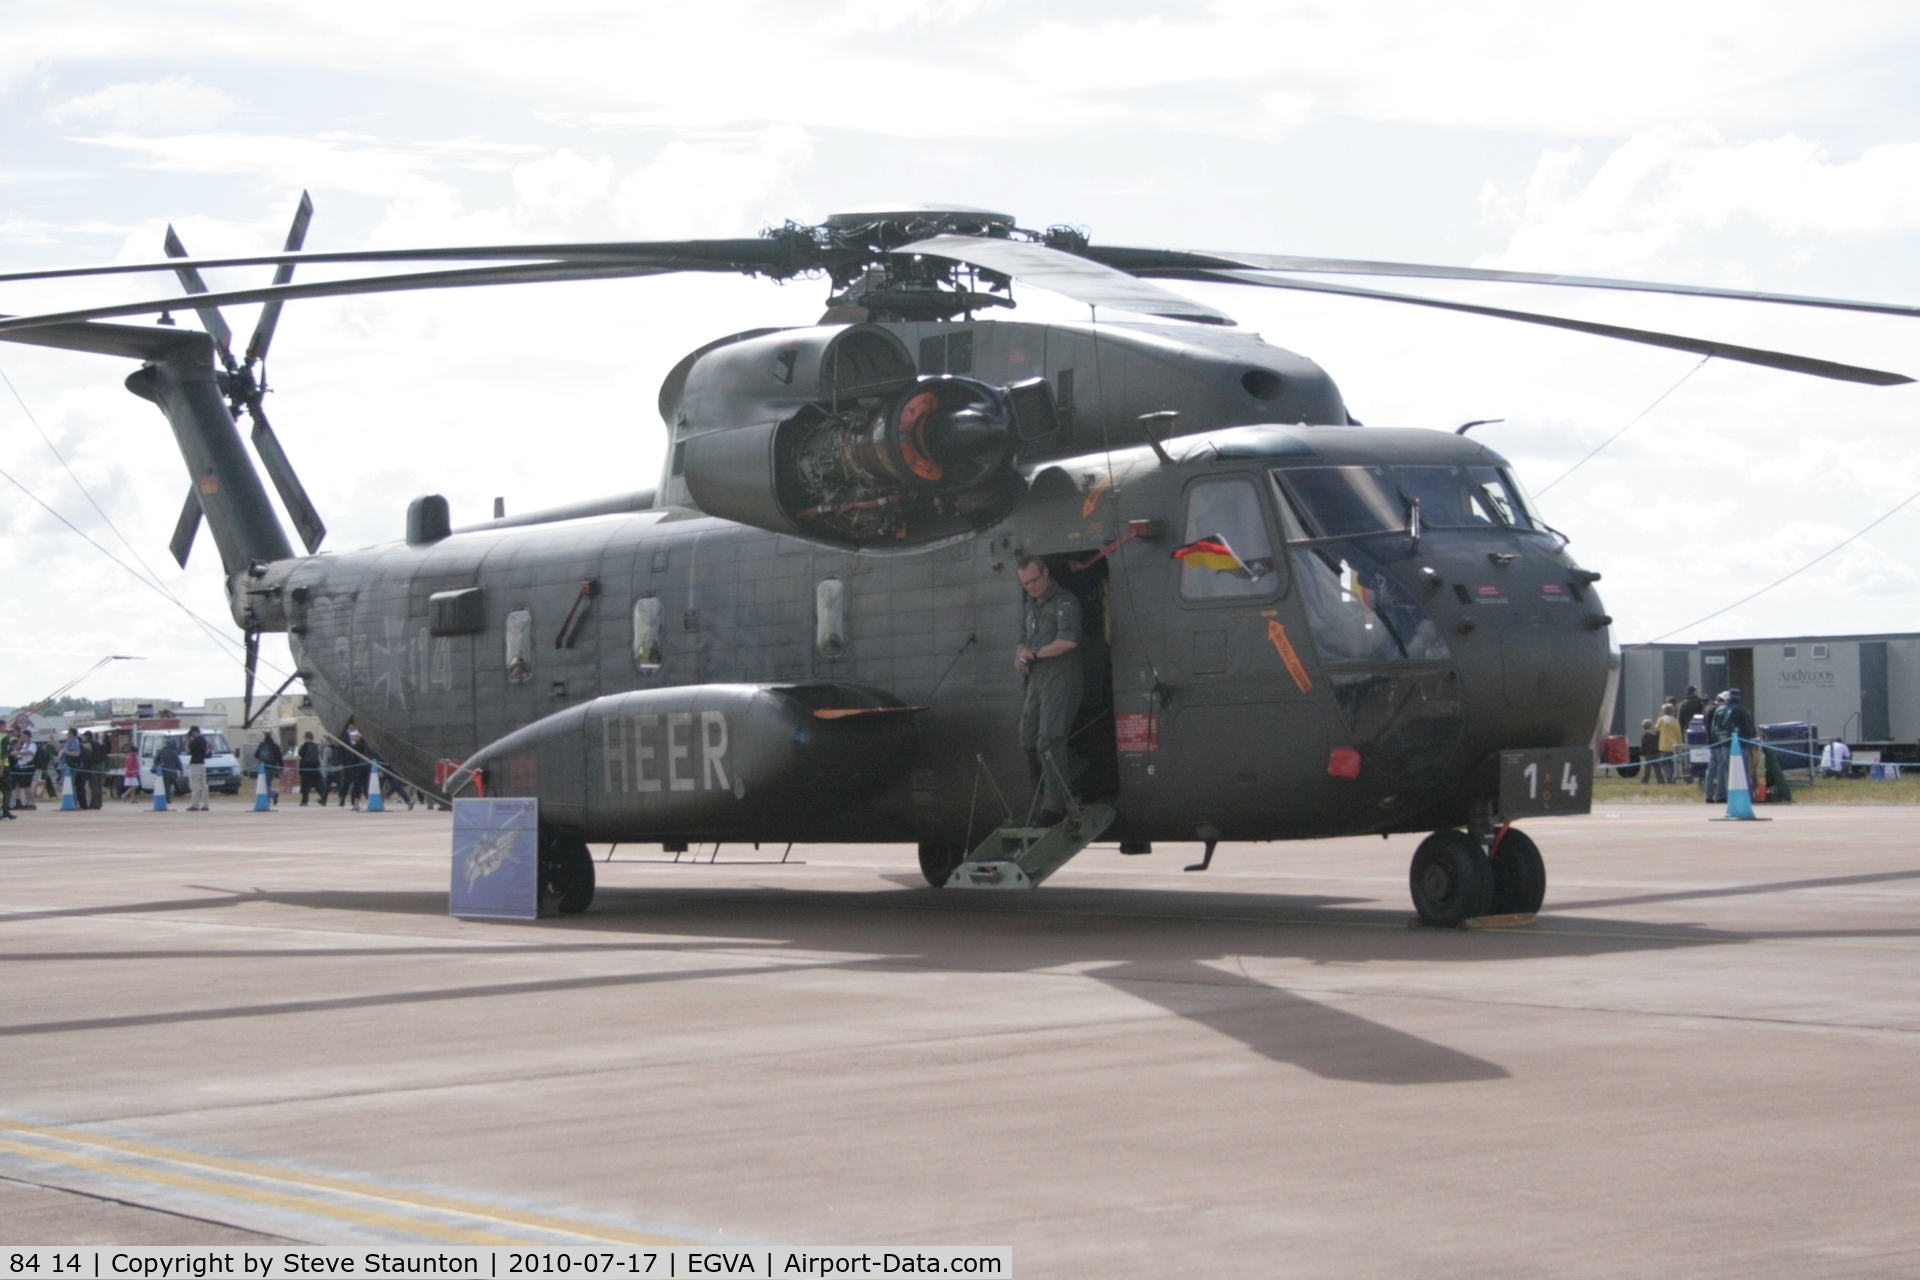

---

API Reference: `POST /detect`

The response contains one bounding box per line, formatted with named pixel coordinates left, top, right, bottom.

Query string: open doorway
left=1729, top=647, right=1755, bottom=714
left=1043, top=552, right=1118, bottom=805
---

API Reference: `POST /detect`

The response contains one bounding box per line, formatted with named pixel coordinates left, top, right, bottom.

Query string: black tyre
left=918, top=840, right=966, bottom=888
left=1489, top=827, right=1546, bottom=915
left=539, top=829, right=596, bottom=915
left=1409, top=829, right=1495, bottom=928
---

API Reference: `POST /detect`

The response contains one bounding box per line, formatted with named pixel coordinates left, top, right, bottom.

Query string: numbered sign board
left=1498, top=746, right=1594, bottom=818
left=450, top=797, right=539, bottom=919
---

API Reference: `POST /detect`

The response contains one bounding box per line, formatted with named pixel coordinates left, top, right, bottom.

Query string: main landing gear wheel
left=918, top=840, right=966, bottom=888
left=1489, top=826, right=1546, bottom=916
left=539, top=829, right=596, bottom=915
left=1409, top=829, right=1494, bottom=928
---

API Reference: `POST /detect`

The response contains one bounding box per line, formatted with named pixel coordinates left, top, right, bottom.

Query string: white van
left=135, top=729, right=243, bottom=796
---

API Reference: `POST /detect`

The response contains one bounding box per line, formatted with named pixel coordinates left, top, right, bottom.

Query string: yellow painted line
left=0, top=1120, right=685, bottom=1246
left=0, top=1137, right=519, bottom=1244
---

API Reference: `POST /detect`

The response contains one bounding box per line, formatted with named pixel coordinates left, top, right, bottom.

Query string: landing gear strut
left=539, top=828, right=596, bottom=915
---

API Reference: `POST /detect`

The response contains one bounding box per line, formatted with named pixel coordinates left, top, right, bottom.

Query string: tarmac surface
left=2, top=797, right=1917, bottom=1276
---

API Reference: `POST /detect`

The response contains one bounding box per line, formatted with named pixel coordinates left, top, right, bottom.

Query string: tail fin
left=0, top=318, right=295, bottom=580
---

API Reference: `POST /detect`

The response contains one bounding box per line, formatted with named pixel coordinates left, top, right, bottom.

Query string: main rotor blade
left=161, top=225, right=234, bottom=358
left=0, top=238, right=789, bottom=286
left=1087, top=246, right=1920, bottom=320
left=249, top=406, right=326, bottom=553
left=898, top=235, right=1233, bottom=324
left=0, top=260, right=676, bottom=335
left=245, top=190, right=313, bottom=366
left=1185, top=269, right=1912, bottom=386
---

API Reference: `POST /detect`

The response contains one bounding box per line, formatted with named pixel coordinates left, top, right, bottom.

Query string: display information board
left=449, top=797, right=539, bottom=920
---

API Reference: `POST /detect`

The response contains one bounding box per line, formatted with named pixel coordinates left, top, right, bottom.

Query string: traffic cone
left=365, top=762, right=385, bottom=812
left=151, top=775, right=168, bottom=811
left=252, top=761, right=273, bottom=812
left=1724, top=732, right=1757, bottom=820
left=58, top=771, right=76, bottom=810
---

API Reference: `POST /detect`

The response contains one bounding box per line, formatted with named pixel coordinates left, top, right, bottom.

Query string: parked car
left=134, top=729, right=242, bottom=795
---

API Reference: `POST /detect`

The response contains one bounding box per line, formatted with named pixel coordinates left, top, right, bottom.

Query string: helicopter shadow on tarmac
left=12, top=871, right=1911, bottom=1084
left=3, top=875, right=1810, bottom=1087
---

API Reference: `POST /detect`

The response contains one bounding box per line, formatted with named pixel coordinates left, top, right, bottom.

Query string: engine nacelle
left=460, top=683, right=918, bottom=839
left=675, top=325, right=1028, bottom=547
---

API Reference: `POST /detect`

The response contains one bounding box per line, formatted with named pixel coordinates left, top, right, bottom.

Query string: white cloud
left=1482, top=124, right=1920, bottom=275
left=48, top=77, right=236, bottom=131
left=613, top=126, right=815, bottom=238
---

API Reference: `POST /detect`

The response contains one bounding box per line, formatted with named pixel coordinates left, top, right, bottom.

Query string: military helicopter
left=2, top=201, right=1912, bottom=925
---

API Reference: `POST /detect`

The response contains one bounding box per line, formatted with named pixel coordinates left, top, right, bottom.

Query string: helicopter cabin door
left=1119, top=471, right=1332, bottom=834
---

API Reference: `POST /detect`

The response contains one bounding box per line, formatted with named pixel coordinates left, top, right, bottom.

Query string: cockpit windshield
left=1275, top=463, right=1538, bottom=538
left=1276, top=466, right=1404, bottom=537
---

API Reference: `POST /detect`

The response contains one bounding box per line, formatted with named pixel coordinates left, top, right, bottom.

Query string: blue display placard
left=450, top=797, right=539, bottom=920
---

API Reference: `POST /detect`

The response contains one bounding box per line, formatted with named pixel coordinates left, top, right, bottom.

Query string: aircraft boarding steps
left=944, top=801, right=1116, bottom=889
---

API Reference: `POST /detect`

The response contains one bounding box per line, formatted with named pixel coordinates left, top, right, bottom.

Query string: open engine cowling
left=676, top=325, right=1027, bottom=547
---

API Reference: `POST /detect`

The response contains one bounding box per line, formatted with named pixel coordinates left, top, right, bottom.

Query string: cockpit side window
left=1275, top=466, right=1404, bottom=538
left=1179, top=478, right=1279, bottom=600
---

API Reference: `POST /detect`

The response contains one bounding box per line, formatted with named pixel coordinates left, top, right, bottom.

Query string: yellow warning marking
left=1266, top=620, right=1313, bottom=692
left=0, top=1137, right=519, bottom=1244
left=1081, top=477, right=1110, bottom=518
left=0, top=1120, right=686, bottom=1245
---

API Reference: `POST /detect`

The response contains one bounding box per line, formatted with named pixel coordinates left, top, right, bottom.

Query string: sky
left=3, top=0, right=1920, bottom=707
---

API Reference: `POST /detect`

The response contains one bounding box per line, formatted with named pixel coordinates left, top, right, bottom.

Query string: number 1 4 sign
left=1498, top=746, right=1594, bottom=818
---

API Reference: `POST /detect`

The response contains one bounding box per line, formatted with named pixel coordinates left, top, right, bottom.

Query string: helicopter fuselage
left=265, top=409, right=1608, bottom=849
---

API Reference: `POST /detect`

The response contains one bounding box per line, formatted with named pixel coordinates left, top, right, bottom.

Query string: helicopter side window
left=1180, top=478, right=1277, bottom=600
left=1277, top=466, right=1404, bottom=537
left=816, top=578, right=846, bottom=657
left=505, top=608, right=533, bottom=683
left=632, top=596, right=663, bottom=671
left=1394, top=465, right=1503, bottom=528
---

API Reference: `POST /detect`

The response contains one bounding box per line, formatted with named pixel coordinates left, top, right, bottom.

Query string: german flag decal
left=1172, top=533, right=1268, bottom=578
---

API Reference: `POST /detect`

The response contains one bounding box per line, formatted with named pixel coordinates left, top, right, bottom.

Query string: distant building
left=91, top=697, right=179, bottom=720
left=1619, top=632, right=1920, bottom=748
left=202, top=691, right=325, bottom=753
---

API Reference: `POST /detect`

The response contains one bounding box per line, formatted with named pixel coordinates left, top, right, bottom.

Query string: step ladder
left=945, top=802, right=1117, bottom=890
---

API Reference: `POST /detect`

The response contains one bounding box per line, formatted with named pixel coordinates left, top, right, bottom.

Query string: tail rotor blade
left=246, top=190, right=313, bottom=366
left=161, top=225, right=235, bottom=361
left=170, top=486, right=202, bottom=568
left=248, top=407, right=326, bottom=552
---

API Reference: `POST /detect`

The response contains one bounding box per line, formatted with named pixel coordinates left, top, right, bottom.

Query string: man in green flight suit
left=1016, top=556, right=1083, bottom=825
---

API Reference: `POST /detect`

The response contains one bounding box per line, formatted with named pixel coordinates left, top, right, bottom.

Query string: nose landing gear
left=1409, top=823, right=1546, bottom=926
left=1409, top=829, right=1493, bottom=927
left=1488, top=825, right=1546, bottom=915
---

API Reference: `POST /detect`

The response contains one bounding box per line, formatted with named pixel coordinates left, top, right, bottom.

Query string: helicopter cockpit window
left=1393, top=466, right=1505, bottom=529
left=1470, top=466, right=1537, bottom=530
left=1179, top=478, right=1277, bottom=600
left=1276, top=466, right=1404, bottom=538
left=505, top=609, right=533, bottom=682
left=632, top=596, right=663, bottom=671
left=1291, top=543, right=1452, bottom=665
